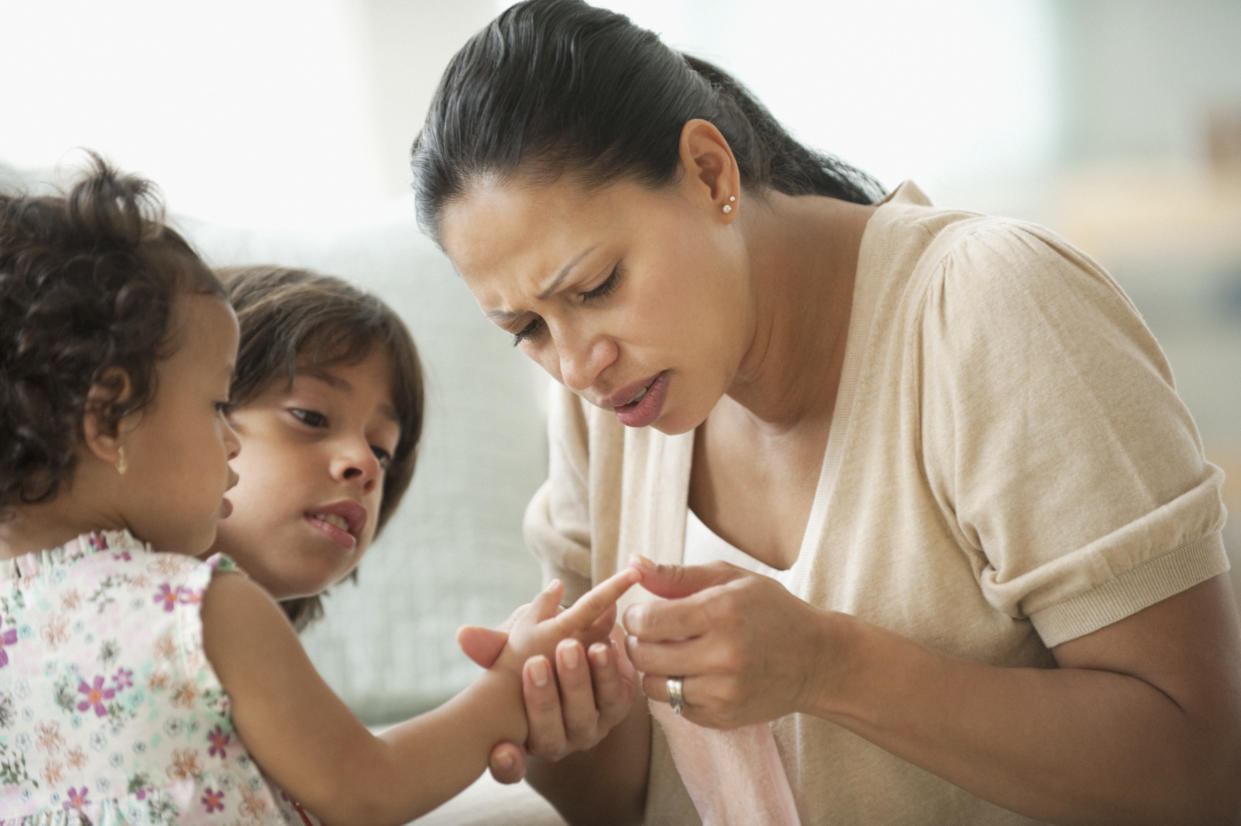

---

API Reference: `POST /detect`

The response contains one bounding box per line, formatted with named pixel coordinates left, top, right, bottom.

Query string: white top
left=684, top=508, right=796, bottom=591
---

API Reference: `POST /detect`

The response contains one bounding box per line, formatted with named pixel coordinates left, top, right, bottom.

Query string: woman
left=412, top=0, right=1241, bottom=823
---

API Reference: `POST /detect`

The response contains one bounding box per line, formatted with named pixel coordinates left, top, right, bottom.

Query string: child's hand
left=497, top=567, right=640, bottom=676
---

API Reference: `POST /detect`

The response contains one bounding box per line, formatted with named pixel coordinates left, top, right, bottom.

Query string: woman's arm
left=202, top=568, right=638, bottom=825
left=626, top=559, right=1241, bottom=826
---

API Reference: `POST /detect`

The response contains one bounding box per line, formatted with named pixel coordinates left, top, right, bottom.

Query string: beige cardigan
left=524, top=182, right=1229, bottom=824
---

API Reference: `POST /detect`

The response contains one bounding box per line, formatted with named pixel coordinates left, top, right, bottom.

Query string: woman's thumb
left=629, top=555, right=740, bottom=599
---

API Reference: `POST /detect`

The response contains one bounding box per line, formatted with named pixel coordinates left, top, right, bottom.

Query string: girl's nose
left=331, top=438, right=380, bottom=494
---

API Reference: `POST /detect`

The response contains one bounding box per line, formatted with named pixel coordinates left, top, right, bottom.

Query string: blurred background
left=3, top=0, right=1238, bottom=713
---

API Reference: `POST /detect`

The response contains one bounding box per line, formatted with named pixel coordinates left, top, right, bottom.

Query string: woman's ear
left=676, top=118, right=741, bottom=216
left=81, top=367, right=136, bottom=466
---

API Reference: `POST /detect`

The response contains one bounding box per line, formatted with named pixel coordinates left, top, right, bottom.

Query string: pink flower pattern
left=0, top=530, right=321, bottom=823
left=207, top=724, right=230, bottom=759
left=62, top=785, right=89, bottom=810
left=0, top=616, right=17, bottom=668
left=153, top=583, right=180, bottom=612
left=76, top=675, right=115, bottom=717
left=202, top=786, right=225, bottom=813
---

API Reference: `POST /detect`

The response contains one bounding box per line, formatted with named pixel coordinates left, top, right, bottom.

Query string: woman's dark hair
left=0, top=152, right=224, bottom=518
left=217, top=265, right=425, bottom=630
left=411, top=0, right=883, bottom=241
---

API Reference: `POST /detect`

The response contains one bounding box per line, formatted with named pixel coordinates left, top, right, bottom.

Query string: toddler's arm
left=201, top=566, right=637, bottom=826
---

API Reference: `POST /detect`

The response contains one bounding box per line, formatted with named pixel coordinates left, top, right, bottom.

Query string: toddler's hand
left=499, top=567, right=639, bottom=675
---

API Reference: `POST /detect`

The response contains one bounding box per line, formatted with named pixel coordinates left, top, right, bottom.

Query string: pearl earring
left=722, top=195, right=736, bottom=214
left=115, top=446, right=128, bottom=476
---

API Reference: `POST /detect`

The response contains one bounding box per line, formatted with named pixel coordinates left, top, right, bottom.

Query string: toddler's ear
left=81, top=366, right=136, bottom=463
left=457, top=625, right=509, bottom=669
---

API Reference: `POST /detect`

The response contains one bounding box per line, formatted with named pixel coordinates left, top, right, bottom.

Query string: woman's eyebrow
left=536, top=244, right=598, bottom=300
left=485, top=244, right=599, bottom=323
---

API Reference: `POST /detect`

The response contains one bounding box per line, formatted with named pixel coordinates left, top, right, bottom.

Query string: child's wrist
left=477, top=664, right=528, bottom=744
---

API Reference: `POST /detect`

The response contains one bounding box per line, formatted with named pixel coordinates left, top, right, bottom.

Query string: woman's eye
left=290, top=408, right=328, bottom=428
left=512, top=317, right=544, bottom=347
left=581, top=266, right=621, bottom=303
left=371, top=446, right=393, bottom=468
left=215, top=400, right=235, bottom=415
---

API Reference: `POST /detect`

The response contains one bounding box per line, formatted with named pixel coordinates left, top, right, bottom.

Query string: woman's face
left=440, top=172, right=752, bottom=435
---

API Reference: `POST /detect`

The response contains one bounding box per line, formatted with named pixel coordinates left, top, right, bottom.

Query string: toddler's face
left=209, top=347, right=399, bottom=600
left=123, top=294, right=240, bottom=554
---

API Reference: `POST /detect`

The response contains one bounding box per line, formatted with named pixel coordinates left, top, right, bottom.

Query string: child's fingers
left=456, top=625, right=509, bottom=669
left=581, top=603, right=617, bottom=645
left=530, top=579, right=565, bottom=623
left=558, top=567, right=639, bottom=634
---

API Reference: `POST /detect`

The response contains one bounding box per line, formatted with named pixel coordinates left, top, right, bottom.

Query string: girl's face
left=208, top=347, right=399, bottom=600
left=122, top=294, right=240, bottom=554
left=439, top=172, right=753, bottom=436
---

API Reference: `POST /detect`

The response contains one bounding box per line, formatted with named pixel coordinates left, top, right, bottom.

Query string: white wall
left=0, top=0, right=498, bottom=227
left=3, top=0, right=1058, bottom=223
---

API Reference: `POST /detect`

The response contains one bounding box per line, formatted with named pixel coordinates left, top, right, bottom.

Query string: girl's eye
left=290, top=408, right=328, bottom=428
left=512, top=317, right=544, bottom=347
left=371, top=445, right=393, bottom=468
left=215, top=400, right=235, bottom=415
left=581, top=266, right=621, bottom=303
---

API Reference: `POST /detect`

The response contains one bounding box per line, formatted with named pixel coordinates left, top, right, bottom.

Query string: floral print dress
left=0, top=530, right=320, bottom=825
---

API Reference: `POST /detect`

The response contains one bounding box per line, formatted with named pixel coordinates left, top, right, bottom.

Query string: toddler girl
left=0, top=157, right=636, bottom=824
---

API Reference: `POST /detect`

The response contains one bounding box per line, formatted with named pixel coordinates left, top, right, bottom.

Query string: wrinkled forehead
left=439, top=173, right=647, bottom=296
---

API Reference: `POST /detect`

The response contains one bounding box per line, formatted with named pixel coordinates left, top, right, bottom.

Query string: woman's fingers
left=522, top=654, right=571, bottom=759
left=622, top=590, right=718, bottom=643
left=589, top=632, right=636, bottom=729
left=554, top=639, right=604, bottom=745
left=630, top=555, right=743, bottom=600
left=624, top=632, right=709, bottom=678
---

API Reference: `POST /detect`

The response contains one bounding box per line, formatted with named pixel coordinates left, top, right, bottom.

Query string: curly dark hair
left=217, top=265, right=425, bottom=630
left=0, top=153, right=224, bottom=519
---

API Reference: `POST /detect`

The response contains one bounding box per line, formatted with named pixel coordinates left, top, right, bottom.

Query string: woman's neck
left=725, top=192, right=875, bottom=432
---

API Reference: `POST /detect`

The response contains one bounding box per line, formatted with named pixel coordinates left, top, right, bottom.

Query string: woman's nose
left=555, top=325, right=616, bottom=392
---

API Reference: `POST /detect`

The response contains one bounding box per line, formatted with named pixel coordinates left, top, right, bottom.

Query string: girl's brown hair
left=217, top=265, right=424, bottom=630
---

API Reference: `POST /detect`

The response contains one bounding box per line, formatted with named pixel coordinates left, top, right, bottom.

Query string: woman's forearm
left=526, top=696, right=652, bottom=826
left=814, top=586, right=1241, bottom=825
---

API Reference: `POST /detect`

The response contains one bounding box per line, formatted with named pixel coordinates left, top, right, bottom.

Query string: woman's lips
left=613, top=371, right=669, bottom=428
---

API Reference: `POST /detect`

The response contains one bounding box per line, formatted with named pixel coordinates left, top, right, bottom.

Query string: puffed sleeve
left=919, top=217, right=1228, bottom=647
left=523, top=379, right=596, bottom=603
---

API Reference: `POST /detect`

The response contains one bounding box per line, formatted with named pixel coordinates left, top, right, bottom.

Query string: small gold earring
left=115, top=446, right=128, bottom=476
left=722, top=195, right=737, bottom=214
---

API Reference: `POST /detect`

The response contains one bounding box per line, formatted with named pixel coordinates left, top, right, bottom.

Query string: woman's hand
left=623, top=555, right=836, bottom=729
left=457, top=582, right=640, bottom=782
